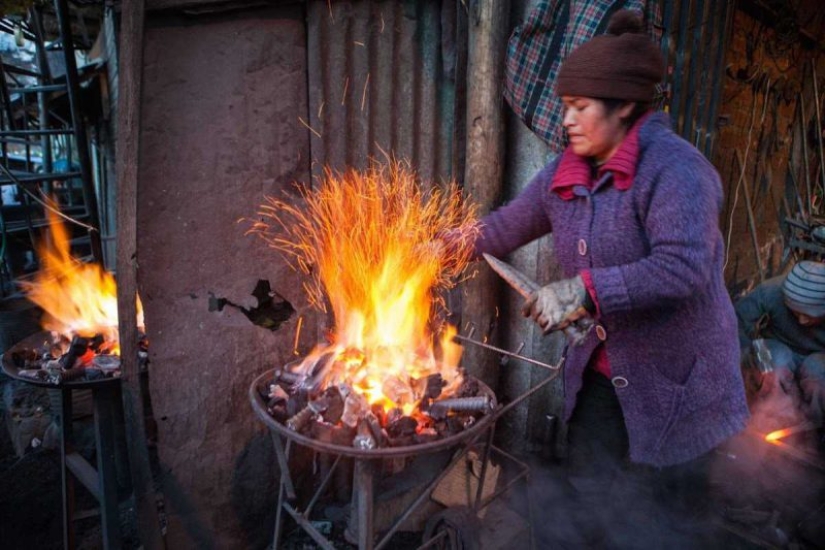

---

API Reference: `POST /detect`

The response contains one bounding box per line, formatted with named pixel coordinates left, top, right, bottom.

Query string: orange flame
left=250, top=161, right=479, bottom=414
left=20, top=207, right=142, bottom=354
left=765, top=421, right=816, bottom=443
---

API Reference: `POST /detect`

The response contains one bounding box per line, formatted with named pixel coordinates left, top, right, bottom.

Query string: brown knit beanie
left=556, top=10, right=665, bottom=102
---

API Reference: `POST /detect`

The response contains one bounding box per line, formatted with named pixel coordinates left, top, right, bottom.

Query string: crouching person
left=735, top=260, right=825, bottom=422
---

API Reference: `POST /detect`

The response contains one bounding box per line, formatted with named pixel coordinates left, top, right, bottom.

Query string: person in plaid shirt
left=470, top=8, right=748, bottom=546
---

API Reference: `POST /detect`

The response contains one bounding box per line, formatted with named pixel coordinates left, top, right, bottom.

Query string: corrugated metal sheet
left=305, top=0, right=459, bottom=186
left=661, top=0, right=733, bottom=158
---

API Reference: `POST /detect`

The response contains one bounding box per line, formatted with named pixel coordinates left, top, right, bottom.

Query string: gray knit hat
left=783, top=261, right=825, bottom=317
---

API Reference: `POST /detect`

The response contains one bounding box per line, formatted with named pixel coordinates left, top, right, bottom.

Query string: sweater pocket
left=651, top=355, right=726, bottom=454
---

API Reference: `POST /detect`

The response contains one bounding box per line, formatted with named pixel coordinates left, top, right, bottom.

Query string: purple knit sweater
left=475, top=113, right=749, bottom=467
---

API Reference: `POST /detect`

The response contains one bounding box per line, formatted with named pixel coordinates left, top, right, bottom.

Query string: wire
left=0, top=162, right=97, bottom=233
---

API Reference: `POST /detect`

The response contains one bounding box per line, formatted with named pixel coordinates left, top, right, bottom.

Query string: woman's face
left=561, top=96, right=634, bottom=163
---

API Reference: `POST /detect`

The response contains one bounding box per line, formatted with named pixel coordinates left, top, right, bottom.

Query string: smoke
left=521, top=456, right=722, bottom=549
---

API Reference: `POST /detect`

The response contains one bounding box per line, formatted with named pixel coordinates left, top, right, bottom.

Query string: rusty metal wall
left=305, top=0, right=459, bottom=185
left=661, top=0, right=734, bottom=158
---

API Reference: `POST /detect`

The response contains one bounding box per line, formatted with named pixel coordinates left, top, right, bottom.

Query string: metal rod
left=0, top=129, right=74, bottom=136
left=375, top=429, right=492, bottom=550
left=8, top=84, right=66, bottom=94
left=452, top=333, right=561, bottom=371
left=704, top=0, right=733, bottom=159
left=303, top=453, right=342, bottom=518
left=355, top=459, right=375, bottom=550
left=473, top=422, right=496, bottom=511
left=270, top=434, right=296, bottom=501
left=281, top=502, right=337, bottom=550
left=54, top=0, right=103, bottom=263
left=812, top=60, right=825, bottom=207
left=800, top=92, right=813, bottom=218
left=273, top=469, right=286, bottom=549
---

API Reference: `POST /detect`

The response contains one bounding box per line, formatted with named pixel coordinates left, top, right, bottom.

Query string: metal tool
left=482, top=253, right=592, bottom=342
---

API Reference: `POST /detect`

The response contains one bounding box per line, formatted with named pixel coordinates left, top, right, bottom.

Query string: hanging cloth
left=504, top=0, right=663, bottom=152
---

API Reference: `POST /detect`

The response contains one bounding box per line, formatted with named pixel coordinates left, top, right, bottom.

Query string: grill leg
left=354, top=459, right=375, bottom=550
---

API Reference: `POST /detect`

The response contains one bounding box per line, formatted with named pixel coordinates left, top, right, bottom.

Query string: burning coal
left=10, top=207, right=145, bottom=383
left=249, top=161, right=484, bottom=447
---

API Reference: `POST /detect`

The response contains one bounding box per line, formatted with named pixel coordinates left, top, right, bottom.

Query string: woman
left=472, top=9, right=749, bottom=544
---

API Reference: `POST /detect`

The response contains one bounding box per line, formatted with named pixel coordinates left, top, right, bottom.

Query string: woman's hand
left=522, top=275, right=590, bottom=334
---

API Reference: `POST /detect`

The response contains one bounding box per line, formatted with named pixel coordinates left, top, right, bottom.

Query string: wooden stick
left=461, top=0, right=510, bottom=389
left=812, top=60, right=825, bottom=213
left=115, top=2, right=165, bottom=548
left=799, top=91, right=812, bottom=220
left=735, top=150, right=764, bottom=282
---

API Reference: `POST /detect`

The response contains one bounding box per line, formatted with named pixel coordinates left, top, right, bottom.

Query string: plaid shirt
left=504, top=1, right=662, bottom=152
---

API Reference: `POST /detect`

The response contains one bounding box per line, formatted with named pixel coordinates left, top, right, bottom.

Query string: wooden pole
left=461, top=0, right=509, bottom=389
left=115, top=2, right=165, bottom=548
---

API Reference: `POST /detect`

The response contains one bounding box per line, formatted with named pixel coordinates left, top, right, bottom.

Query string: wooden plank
left=114, top=1, right=166, bottom=549
left=461, top=0, right=510, bottom=390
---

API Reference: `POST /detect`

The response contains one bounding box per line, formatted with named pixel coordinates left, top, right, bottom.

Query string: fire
left=249, top=161, right=479, bottom=415
left=765, top=421, right=817, bottom=443
left=19, top=207, right=142, bottom=354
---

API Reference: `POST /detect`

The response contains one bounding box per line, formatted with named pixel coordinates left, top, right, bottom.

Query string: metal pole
left=53, top=0, right=103, bottom=263
left=354, top=459, right=375, bottom=550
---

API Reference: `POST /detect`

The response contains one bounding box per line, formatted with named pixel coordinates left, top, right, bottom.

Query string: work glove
left=522, top=275, right=592, bottom=336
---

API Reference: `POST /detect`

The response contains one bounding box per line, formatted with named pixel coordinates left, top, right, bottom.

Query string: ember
left=249, top=161, right=486, bottom=447
left=11, top=207, right=145, bottom=383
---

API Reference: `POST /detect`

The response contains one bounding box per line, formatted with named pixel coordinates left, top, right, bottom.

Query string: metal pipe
left=54, top=0, right=103, bottom=263
left=354, top=459, right=375, bottom=550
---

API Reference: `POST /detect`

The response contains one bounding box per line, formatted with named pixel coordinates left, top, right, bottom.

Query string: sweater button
left=595, top=325, right=607, bottom=341
left=611, top=376, right=629, bottom=388
left=577, top=239, right=587, bottom=256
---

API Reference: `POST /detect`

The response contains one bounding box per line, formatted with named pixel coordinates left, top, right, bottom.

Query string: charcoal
left=423, top=373, right=446, bottom=399
left=84, top=367, right=105, bottom=381
left=386, top=416, right=417, bottom=438
left=10, top=349, right=37, bottom=368
left=341, top=392, right=368, bottom=428
left=287, top=390, right=308, bottom=418
left=364, top=411, right=387, bottom=447
left=456, top=377, right=480, bottom=398
left=370, top=404, right=387, bottom=427
left=415, top=428, right=440, bottom=445
left=58, top=335, right=89, bottom=369
left=426, top=405, right=448, bottom=421
left=385, top=407, right=403, bottom=425
left=268, top=403, right=289, bottom=423
left=286, top=398, right=327, bottom=432
left=322, top=386, right=344, bottom=424
left=382, top=376, right=414, bottom=406
left=88, top=334, right=105, bottom=352
left=353, top=419, right=376, bottom=450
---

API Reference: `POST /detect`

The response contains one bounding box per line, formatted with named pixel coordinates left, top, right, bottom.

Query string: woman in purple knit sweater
left=472, top=10, right=749, bottom=545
